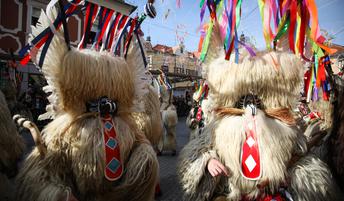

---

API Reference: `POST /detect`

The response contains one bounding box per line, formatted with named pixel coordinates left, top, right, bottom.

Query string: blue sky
left=127, top=0, right=344, bottom=52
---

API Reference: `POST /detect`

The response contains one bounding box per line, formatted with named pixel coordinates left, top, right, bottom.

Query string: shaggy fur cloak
left=301, top=73, right=344, bottom=192
left=158, top=86, right=178, bottom=153
left=132, top=84, right=163, bottom=146
left=0, top=90, right=25, bottom=201
left=178, top=49, right=342, bottom=201
left=16, top=8, right=158, bottom=201
left=328, top=76, right=344, bottom=190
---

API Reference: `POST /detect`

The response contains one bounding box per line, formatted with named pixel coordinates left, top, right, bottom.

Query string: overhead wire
left=148, top=23, right=200, bottom=38
left=333, top=27, right=344, bottom=36
left=241, top=5, right=258, bottom=21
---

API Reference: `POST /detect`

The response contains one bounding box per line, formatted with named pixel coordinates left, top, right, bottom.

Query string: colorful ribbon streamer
left=20, top=0, right=81, bottom=66
left=20, top=0, right=144, bottom=66
left=259, top=0, right=336, bottom=58
left=199, top=0, right=244, bottom=62
left=305, top=54, right=332, bottom=102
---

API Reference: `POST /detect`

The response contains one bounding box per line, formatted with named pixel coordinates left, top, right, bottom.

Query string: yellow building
left=143, top=37, right=202, bottom=97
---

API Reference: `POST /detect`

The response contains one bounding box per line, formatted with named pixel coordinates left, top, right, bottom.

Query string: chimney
left=240, top=33, right=245, bottom=43
left=146, top=36, right=151, bottom=42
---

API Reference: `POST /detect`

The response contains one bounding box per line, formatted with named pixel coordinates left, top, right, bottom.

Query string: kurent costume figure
left=133, top=83, right=163, bottom=147
left=0, top=90, right=25, bottom=201
left=305, top=73, right=344, bottom=191
left=157, top=84, right=178, bottom=155
left=16, top=8, right=158, bottom=201
left=328, top=78, right=344, bottom=190
left=178, top=26, right=341, bottom=201
left=186, top=81, right=212, bottom=141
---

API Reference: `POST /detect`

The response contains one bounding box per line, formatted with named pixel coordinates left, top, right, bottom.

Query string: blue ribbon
left=234, top=28, right=239, bottom=64
left=92, top=7, right=105, bottom=48
left=105, top=12, right=120, bottom=49
left=113, top=19, right=132, bottom=55
left=135, top=32, right=148, bottom=68
left=38, top=33, right=54, bottom=67
left=82, top=2, right=96, bottom=48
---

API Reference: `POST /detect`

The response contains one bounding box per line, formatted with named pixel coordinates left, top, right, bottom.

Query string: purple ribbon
left=238, top=40, right=256, bottom=57
left=312, top=86, right=318, bottom=101
left=200, top=1, right=207, bottom=23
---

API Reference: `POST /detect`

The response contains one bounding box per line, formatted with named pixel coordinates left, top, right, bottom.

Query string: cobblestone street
left=156, top=117, right=189, bottom=201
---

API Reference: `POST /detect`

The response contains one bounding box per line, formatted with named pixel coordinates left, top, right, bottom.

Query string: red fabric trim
left=101, top=115, right=123, bottom=181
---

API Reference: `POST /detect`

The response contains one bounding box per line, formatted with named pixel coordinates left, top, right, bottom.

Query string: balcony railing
left=174, top=67, right=197, bottom=76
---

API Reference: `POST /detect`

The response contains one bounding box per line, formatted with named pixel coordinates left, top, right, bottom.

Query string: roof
left=330, top=43, right=344, bottom=57
left=153, top=44, right=174, bottom=54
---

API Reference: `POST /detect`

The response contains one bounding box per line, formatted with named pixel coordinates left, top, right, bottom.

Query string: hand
left=59, top=193, right=79, bottom=201
left=67, top=194, right=79, bottom=201
left=207, top=158, right=230, bottom=177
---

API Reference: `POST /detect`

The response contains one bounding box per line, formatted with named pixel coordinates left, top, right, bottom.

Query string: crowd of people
left=173, top=91, right=192, bottom=117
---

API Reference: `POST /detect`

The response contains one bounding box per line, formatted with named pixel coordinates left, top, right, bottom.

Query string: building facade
left=143, top=37, right=202, bottom=97
left=145, top=40, right=201, bottom=77
left=144, top=36, right=202, bottom=97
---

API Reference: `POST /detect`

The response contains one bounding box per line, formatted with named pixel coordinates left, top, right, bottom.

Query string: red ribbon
left=20, top=33, right=51, bottom=65
left=316, top=58, right=326, bottom=88
left=123, top=18, right=137, bottom=54
left=107, top=13, right=122, bottom=50
left=79, top=3, right=99, bottom=49
left=225, top=38, right=235, bottom=60
left=288, top=0, right=297, bottom=53
left=95, top=9, right=114, bottom=49
left=299, top=2, right=309, bottom=61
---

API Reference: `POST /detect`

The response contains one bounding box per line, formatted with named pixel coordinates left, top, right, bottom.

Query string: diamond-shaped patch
left=104, top=121, right=113, bottom=131
left=246, top=136, right=255, bottom=148
left=106, top=138, right=117, bottom=149
left=107, top=158, right=120, bottom=173
left=245, top=155, right=256, bottom=172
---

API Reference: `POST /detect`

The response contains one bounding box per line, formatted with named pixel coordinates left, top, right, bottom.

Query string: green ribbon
left=274, top=18, right=290, bottom=42
left=306, top=28, right=325, bottom=57
left=216, top=0, right=225, bottom=18
left=257, top=0, right=268, bottom=47
left=312, top=41, right=324, bottom=58
left=200, top=0, right=206, bottom=8
left=236, top=0, right=243, bottom=27
left=200, top=20, right=214, bottom=62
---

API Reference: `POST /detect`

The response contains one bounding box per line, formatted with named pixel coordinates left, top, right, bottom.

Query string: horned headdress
left=178, top=21, right=341, bottom=201
left=23, top=5, right=149, bottom=121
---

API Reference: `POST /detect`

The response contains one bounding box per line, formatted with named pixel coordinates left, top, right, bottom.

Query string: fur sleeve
left=0, top=90, right=25, bottom=175
left=178, top=128, right=219, bottom=201
left=16, top=149, right=73, bottom=201
left=288, top=154, right=343, bottom=201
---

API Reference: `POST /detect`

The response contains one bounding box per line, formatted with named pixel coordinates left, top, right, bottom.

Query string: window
left=27, top=1, right=46, bottom=37
left=0, top=62, right=9, bottom=90
left=31, top=7, right=41, bottom=26
left=88, top=17, right=99, bottom=45
left=147, top=55, right=153, bottom=69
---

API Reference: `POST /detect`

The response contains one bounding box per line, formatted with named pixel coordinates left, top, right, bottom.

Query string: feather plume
left=202, top=21, right=224, bottom=78
left=30, top=7, right=68, bottom=120
left=126, top=34, right=150, bottom=112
